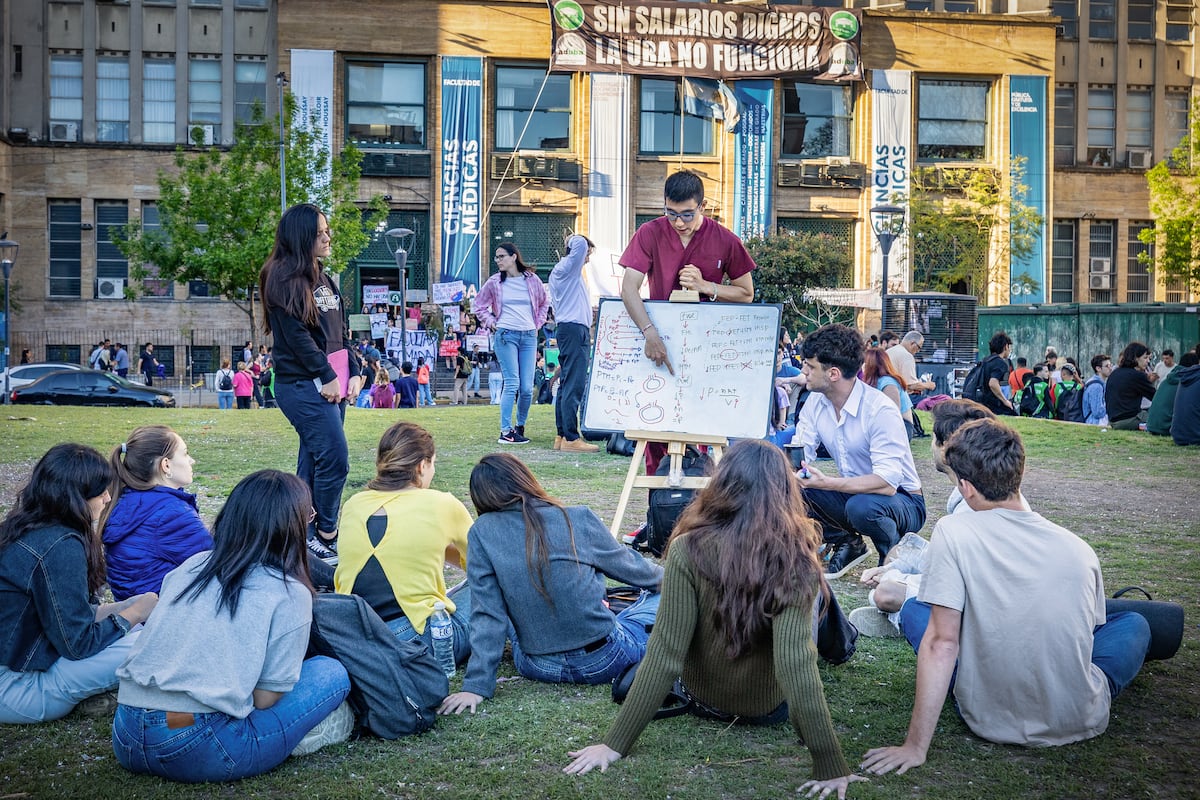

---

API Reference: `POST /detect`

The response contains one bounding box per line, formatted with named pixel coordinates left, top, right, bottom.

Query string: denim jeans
left=554, top=321, right=590, bottom=440
left=511, top=591, right=661, bottom=684
left=0, top=633, right=137, bottom=724
left=802, top=487, right=927, bottom=563
left=273, top=379, right=349, bottom=536
left=467, top=369, right=480, bottom=394
left=217, top=391, right=234, bottom=410
left=418, top=383, right=434, bottom=406
left=385, top=586, right=473, bottom=666
left=494, top=328, right=537, bottom=434
left=112, top=656, right=350, bottom=783
left=488, top=371, right=503, bottom=404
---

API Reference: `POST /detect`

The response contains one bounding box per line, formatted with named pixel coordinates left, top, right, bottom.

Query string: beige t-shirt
left=886, top=344, right=920, bottom=391
left=918, top=508, right=1110, bottom=747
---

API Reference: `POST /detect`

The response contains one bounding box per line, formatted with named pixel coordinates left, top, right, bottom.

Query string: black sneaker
left=498, top=429, right=530, bottom=444
left=825, top=538, right=869, bottom=579
left=306, top=535, right=339, bottom=565
left=515, top=425, right=526, bottom=437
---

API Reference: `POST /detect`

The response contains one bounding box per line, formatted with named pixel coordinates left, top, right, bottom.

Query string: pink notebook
left=313, top=349, right=351, bottom=399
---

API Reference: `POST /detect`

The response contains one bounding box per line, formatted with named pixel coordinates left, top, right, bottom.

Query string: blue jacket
left=1082, top=375, right=1107, bottom=425
left=0, top=523, right=124, bottom=672
left=102, top=486, right=212, bottom=601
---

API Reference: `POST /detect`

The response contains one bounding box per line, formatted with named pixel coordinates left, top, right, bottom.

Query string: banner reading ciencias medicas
left=547, top=0, right=862, bottom=81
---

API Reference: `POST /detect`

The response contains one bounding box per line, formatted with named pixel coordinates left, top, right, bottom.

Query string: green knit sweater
left=602, top=534, right=851, bottom=780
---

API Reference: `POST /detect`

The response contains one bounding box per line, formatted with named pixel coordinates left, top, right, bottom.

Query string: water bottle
left=429, top=601, right=456, bottom=678
left=887, top=532, right=928, bottom=574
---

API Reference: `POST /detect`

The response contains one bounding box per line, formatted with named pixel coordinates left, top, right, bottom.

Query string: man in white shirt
left=861, top=419, right=1151, bottom=775
left=794, top=324, right=926, bottom=577
left=887, top=331, right=936, bottom=395
left=1154, top=349, right=1176, bottom=383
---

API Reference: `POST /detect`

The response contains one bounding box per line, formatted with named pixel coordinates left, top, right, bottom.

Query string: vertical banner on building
left=1009, top=75, right=1048, bottom=305
left=290, top=49, right=334, bottom=197
left=440, top=56, right=483, bottom=289
left=587, top=74, right=632, bottom=301
left=871, top=70, right=912, bottom=292
left=733, top=80, right=774, bottom=240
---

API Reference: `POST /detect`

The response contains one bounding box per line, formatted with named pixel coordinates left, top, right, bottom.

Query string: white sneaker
left=291, top=700, right=354, bottom=757
left=848, top=606, right=903, bottom=638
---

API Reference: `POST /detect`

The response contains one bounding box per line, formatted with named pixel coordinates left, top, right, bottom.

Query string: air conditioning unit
left=1089, top=273, right=1112, bottom=290
left=199, top=124, right=215, bottom=145
left=1089, top=257, right=1112, bottom=274
left=49, top=121, right=78, bottom=142
left=825, top=155, right=851, bottom=167
left=1127, top=148, right=1152, bottom=170
left=97, top=278, right=125, bottom=298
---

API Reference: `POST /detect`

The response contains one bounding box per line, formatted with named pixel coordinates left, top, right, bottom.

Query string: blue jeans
left=272, top=379, right=349, bottom=536
left=494, top=328, right=537, bottom=434
left=418, top=383, right=434, bottom=406
left=467, top=368, right=480, bottom=394
left=385, top=586, right=473, bottom=666
left=111, top=656, right=350, bottom=783
left=511, top=591, right=661, bottom=684
left=802, top=487, right=926, bottom=563
left=899, top=600, right=1149, bottom=699
left=554, top=321, right=590, bottom=441
left=217, top=391, right=234, bottom=410
left=0, top=634, right=136, bottom=723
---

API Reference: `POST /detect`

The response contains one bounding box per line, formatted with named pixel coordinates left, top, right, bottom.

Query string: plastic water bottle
left=429, top=601, right=456, bottom=678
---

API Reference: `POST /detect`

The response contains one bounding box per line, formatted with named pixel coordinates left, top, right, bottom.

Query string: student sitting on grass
left=439, top=454, right=662, bottom=715
left=564, top=439, right=864, bottom=800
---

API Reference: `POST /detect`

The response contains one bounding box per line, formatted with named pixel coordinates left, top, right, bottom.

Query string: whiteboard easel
left=608, top=430, right=728, bottom=539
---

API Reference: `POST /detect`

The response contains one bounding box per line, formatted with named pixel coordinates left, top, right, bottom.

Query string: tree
left=746, top=231, right=855, bottom=333
left=114, top=99, right=385, bottom=335
left=1140, top=102, right=1200, bottom=293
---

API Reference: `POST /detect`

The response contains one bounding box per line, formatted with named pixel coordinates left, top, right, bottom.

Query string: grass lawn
left=0, top=405, right=1196, bottom=800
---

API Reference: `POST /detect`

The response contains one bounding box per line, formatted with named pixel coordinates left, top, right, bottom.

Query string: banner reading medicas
left=871, top=69, right=911, bottom=293
left=440, top=57, right=483, bottom=290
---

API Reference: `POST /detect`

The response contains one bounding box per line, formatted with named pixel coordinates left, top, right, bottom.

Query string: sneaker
left=515, top=425, right=526, bottom=437
left=553, top=435, right=563, bottom=450
left=825, top=538, right=869, bottom=579
left=621, top=522, right=648, bottom=547
left=306, top=535, right=339, bottom=566
left=291, top=700, right=354, bottom=757
left=848, top=606, right=902, bottom=638
left=498, top=429, right=530, bottom=444
left=561, top=437, right=600, bottom=453
left=75, top=690, right=118, bottom=718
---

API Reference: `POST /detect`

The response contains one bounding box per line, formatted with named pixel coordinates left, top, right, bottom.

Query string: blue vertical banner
left=733, top=80, right=774, bottom=240
left=1009, top=75, right=1048, bottom=305
left=440, top=56, right=483, bottom=289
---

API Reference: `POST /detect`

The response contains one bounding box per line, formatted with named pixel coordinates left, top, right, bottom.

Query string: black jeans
left=554, top=321, right=590, bottom=440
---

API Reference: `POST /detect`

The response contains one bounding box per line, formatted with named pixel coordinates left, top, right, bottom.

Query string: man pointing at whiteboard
left=619, top=169, right=756, bottom=474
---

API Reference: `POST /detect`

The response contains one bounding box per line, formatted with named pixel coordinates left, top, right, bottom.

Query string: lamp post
left=0, top=237, right=19, bottom=405
left=385, top=228, right=415, bottom=365
left=870, top=204, right=906, bottom=333
left=276, top=72, right=288, bottom=214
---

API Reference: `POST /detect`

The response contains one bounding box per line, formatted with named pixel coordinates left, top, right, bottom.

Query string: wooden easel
left=608, top=430, right=728, bottom=539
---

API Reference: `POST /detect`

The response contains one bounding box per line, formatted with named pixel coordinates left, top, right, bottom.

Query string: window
left=141, top=203, right=173, bottom=298
left=1051, top=220, right=1075, bottom=303
left=1166, top=278, right=1186, bottom=302
left=49, top=200, right=82, bottom=298
left=1165, top=90, right=1190, bottom=157
left=1128, top=0, right=1154, bottom=39
left=488, top=213, right=575, bottom=280
left=346, top=61, right=425, bottom=148
left=46, top=345, right=82, bottom=364
left=350, top=210, right=431, bottom=292
left=1088, top=220, right=1114, bottom=302
left=1127, top=222, right=1152, bottom=302
left=782, top=82, right=851, bottom=158
left=494, top=65, right=570, bottom=151
left=95, top=201, right=129, bottom=296
left=905, top=1, right=933, bottom=10
left=49, top=55, right=83, bottom=126
left=1086, top=87, right=1114, bottom=167
left=1126, top=89, right=1152, bottom=153
left=1166, top=0, right=1192, bottom=42
left=96, top=56, right=130, bottom=143
left=143, top=59, right=175, bottom=143
left=188, top=57, right=221, bottom=143
left=943, top=1, right=977, bottom=11
left=1089, top=0, right=1115, bottom=39
left=917, top=79, right=987, bottom=161
left=1052, top=0, right=1077, bottom=38
left=235, top=58, right=267, bottom=124
left=776, top=219, right=853, bottom=287
left=639, top=78, right=713, bottom=156
left=1054, top=85, right=1076, bottom=167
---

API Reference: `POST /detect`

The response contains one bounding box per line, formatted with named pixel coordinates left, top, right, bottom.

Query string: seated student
left=1106, top=342, right=1157, bottom=430
left=861, top=419, right=1151, bottom=775
left=0, top=444, right=158, bottom=724
left=334, top=422, right=473, bottom=665
left=1171, top=352, right=1200, bottom=446
left=1148, top=351, right=1198, bottom=436
left=101, top=426, right=212, bottom=602
left=395, top=361, right=419, bottom=409
left=369, top=367, right=396, bottom=409
left=1083, top=353, right=1112, bottom=425
left=112, top=470, right=352, bottom=782
left=1050, top=363, right=1085, bottom=422
left=1018, top=362, right=1053, bottom=418
left=862, top=347, right=916, bottom=440
left=563, top=440, right=864, bottom=799
left=1007, top=357, right=1031, bottom=398
left=439, top=454, right=662, bottom=715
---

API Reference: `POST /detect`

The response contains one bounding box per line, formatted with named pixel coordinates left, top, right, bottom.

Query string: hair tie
left=120, top=442, right=127, bottom=455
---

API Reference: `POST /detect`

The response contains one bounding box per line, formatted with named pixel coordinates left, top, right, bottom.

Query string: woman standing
left=416, top=357, right=435, bottom=407
left=862, top=348, right=916, bottom=440
left=214, top=359, right=236, bottom=410
left=232, top=361, right=255, bottom=410
left=563, top=440, right=862, bottom=799
left=112, top=470, right=352, bottom=782
left=439, top=454, right=661, bottom=716
left=369, top=367, right=396, bottom=409
left=471, top=242, right=548, bottom=444
left=1105, top=341, right=1157, bottom=431
left=259, top=203, right=348, bottom=560
left=0, top=444, right=158, bottom=724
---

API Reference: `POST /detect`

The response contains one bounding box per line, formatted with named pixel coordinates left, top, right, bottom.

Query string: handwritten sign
left=362, top=285, right=390, bottom=305
left=583, top=299, right=780, bottom=439
left=385, top=328, right=439, bottom=367
left=432, top=280, right=466, bottom=304
left=442, top=305, right=461, bottom=331
left=370, top=313, right=389, bottom=338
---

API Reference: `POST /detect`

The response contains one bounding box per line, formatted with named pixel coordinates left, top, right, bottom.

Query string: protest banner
left=362, top=285, right=391, bottom=306
left=432, top=280, right=466, bottom=305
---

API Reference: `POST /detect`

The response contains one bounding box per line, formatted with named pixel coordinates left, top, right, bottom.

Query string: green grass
left=1, top=406, right=1197, bottom=799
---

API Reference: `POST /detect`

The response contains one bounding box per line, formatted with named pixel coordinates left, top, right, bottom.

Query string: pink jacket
left=232, top=370, right=254, bottom=397
left=471, top=271, right=549, bottom=332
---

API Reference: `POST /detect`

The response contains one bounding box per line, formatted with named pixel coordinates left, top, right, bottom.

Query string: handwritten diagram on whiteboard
left=583, top=299, right=781, bottom=440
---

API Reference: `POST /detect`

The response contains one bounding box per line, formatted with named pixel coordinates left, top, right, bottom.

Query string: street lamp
left=870, top=203, right=906, bottom=332
left=385, top=227, right=415, bottom=365
left=0, top=237, right=19, bottom=405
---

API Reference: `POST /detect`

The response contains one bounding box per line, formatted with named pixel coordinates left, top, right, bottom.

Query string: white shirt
left=1154, top=362, right=1174, bottom=383
left=886, top=344, right=919, bottom=391
left=794, top=379, right=922, bottom=493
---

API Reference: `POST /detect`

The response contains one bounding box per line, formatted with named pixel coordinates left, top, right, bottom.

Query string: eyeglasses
left=494, top=254, right=508, bottom=261
left=663, top=208, right=699, bottom=223
left=307, top=508, right=317, bottom=524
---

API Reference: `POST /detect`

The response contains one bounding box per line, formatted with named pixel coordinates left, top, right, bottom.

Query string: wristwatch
left=109, top=613, right=133, bottom=636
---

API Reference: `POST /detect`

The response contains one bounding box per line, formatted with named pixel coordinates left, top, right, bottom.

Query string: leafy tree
left=1139, top=104, right=1200, bottom=294
left=114, top=99, right=385, bottom=335
left=747, top=231, right=855, bottom=333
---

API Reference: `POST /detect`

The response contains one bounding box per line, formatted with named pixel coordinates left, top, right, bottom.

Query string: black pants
left=554, top=321, right=590, bottom=440
left=236, top=395, right=252, bottom=409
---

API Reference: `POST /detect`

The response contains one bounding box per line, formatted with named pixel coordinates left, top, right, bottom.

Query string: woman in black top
left=1105, top=341, right=1156, bottom=430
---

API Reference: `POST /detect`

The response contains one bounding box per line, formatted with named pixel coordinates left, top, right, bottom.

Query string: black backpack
left=217, top=370, right=233, bottom=391
left=636, top=447, right=712, bottom=557
left=1019, top=379, right=1050, bottom=418
left=959, top=358, right=988, bottom=403
left=1054, top=382, right=1085, bottom=423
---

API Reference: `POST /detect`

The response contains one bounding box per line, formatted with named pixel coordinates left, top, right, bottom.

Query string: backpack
left=217, top=370, right=233, bottom=391
left=636, top=447, right=712, bottom=557
left=959, top=357, right=990, bottom=403
left=456, top=356, right=473, bottom=379
left=1054, top=381, right=1085, bottom=423
left=1018, top=380, right=1050, bottom=418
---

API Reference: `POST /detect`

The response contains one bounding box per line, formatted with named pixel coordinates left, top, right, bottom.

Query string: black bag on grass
left=638, top=447, right=711, bottom=557
left=1106, top=586, right=1184, bottom=661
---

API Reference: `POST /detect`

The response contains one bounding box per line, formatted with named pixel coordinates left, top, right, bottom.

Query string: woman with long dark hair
left=0, top=444, right=158, bottom=723
left=112, top=470, right=352, bottom=783
left=438, top=454, right=661, bottom=715
left=1104, top=341, right=1157, bottom=430
left=862, top=348, right=916, bottom=439
left=471, top=241, right=548, bottom=444
left=563, top=439, right=862, bottom=799
left=259, top=203, right=348, bottom=560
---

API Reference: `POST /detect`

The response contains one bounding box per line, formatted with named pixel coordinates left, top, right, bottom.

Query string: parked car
left=0, top=361, right=84, bottom=389
left=11, top=369, right=175, bottom=407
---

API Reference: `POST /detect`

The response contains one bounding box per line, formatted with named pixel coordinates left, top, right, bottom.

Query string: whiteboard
left=583, top=299, right=781, bottom=440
